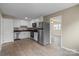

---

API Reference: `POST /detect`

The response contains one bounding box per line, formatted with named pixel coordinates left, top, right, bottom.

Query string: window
left=53, top=24, right=61, bottom=30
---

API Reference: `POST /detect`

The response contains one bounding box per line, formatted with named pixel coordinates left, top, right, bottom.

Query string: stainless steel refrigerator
left=38, top=22, right=50, bottom=45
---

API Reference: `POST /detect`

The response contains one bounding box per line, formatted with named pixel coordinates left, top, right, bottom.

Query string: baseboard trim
left=62, top=47, right=79, bottom=54
left=1, top=40, right=14, bottom=45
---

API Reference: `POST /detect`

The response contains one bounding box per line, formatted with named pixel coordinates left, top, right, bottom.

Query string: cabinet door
left=19, top=32, right=30, bottom=39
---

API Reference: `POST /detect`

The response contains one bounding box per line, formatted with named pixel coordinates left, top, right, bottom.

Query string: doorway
left=50, top=16, right=62, bottom=47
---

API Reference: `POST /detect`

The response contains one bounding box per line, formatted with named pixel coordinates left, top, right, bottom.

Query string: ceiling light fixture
left=25, top=17, right=28, bottom=19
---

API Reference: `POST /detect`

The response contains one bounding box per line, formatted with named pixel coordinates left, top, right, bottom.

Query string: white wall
left=13, top=20, right=32, bottom=27
left=13, top=20, right=21, bottom=27
left=62, top=6, right=79, bottom=51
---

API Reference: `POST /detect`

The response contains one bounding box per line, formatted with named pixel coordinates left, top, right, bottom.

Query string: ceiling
left=0, top=3, right=78, bottom=19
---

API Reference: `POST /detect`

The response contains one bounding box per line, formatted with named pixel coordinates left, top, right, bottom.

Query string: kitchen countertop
left=14, top=27, right=43, bottom=32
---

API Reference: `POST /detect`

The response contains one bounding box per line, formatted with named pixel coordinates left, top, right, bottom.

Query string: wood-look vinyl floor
left=0, top=39, right=59, bottom=56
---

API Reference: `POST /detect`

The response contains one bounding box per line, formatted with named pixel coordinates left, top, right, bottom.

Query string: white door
left=2, top=18, right=14, bottom=43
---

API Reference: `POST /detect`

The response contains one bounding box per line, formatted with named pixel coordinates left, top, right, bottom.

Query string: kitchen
left=13, top=16, right=50, bottom=45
